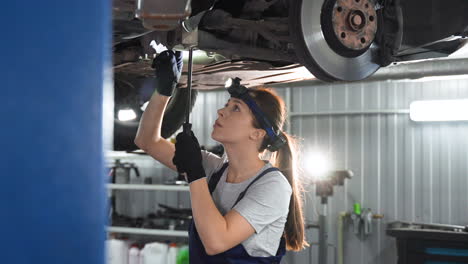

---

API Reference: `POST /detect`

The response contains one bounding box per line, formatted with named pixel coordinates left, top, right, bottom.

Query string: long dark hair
left=249, top=88, right=308, bottom=251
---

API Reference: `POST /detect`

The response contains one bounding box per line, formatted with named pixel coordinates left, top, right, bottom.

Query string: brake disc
left=290, top=0, right=381, bottom=81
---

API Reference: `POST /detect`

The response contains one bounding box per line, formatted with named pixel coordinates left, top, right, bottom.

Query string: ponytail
left=272, top=133, right=309, bottom=251
left=250, top=88, right=309, bottom=251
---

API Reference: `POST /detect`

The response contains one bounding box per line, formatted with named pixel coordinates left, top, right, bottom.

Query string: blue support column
left=0, top=1, right=111, bottom=264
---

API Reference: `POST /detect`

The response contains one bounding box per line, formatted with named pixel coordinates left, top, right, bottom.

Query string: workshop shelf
left=107, top=184, right=189, bottom=191
left=107, top=226, right=189, bottom=237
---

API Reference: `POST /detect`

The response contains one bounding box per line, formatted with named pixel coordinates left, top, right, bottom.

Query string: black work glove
left=152, top=50, right=183, bottom=97
left=172, top=131, right=206, bottom=184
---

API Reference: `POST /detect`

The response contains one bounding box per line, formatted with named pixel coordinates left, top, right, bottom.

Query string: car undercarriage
left=111, top=0, right=468, bottom=150
left=113, top=0, right=468, bottom=83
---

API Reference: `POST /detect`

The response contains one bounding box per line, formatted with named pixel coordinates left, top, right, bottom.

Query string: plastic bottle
left=129, top=175, right=144, bottom=218
left=106, top=239, right=128, bottom=264
left=141, top=242, right=168, bottom=264
left=128, top=245, right=140, bottom=264
left=114, top=163, right=130, bottom=216
left=167, top=243, right=178, bottom=264
left=176, top=245, right=189, bottom=264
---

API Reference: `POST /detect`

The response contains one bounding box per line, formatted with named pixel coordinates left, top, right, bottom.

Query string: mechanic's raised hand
left=152, top=50, right=183, bottom=97
left=172, top=131, right=206, bottom=184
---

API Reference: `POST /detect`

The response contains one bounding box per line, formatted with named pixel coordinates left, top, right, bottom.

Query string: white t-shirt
left=200, top=150, right=292, bottom=257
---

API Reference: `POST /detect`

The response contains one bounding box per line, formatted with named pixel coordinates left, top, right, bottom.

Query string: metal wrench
left=183, top=47, right=195, bottom=135
left=176, top=47, right=195, bottom=183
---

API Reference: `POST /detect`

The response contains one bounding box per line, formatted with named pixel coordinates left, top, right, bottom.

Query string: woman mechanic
left=135, top=50, right=308, bottom=263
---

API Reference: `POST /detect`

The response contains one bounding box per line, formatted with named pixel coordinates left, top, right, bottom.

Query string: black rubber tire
left=113, top=87, right=198, bottom=151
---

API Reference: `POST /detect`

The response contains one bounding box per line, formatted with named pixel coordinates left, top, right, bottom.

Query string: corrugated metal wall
left=189, top=61, right=468, bottom=264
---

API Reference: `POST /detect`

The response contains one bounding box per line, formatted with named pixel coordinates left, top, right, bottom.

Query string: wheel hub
left=289, top=0, right=380, bottom=81
left=332, top=0, right=377, bottom=50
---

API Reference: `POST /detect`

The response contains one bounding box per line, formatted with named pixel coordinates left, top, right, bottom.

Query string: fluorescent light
left=303, top=151, right=332, bottom=180
left=410, top=99, right=468, bottom=122
left=225, top=78, right=233, bottom=88
left=412, top=74, right=468, bottom=82
left=118, top=109, right=137, bottom=121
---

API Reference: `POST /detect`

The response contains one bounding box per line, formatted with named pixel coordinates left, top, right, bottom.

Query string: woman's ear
left=250, top=128, right=266, bottom=141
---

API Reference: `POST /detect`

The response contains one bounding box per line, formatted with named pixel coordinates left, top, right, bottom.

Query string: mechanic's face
left=211, top=98, right=263, bottom=146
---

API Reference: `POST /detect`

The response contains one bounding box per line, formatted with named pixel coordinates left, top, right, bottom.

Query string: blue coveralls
left=189, top=163, right=287, bottom=264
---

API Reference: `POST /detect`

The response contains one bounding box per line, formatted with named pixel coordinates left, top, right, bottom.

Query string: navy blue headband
left=225, top=78, right=286, bottom=151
